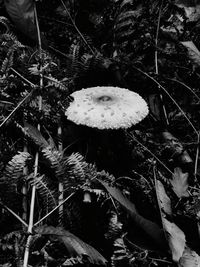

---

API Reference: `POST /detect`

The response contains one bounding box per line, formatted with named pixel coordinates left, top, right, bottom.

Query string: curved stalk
left=23, top=3, right=43, bottom=266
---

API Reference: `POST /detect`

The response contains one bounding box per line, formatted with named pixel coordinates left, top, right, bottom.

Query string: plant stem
left=0, top=202, right=28, bottom=227
left=131, top=65, right=199, bottom=136
left=58, top=124, right=64, bottom=225
left=22, top=143, right=28, bottom=223
left=23, top=3, right=43, bottom=266
left=60, top=0, right=95, bottom=55
left=155, top=0, right=169, bottom=126
left=0, top=90, right=33, bottom=129
left=194, top=132, right=200, bottom=182
left=34, top=192, right=75, bottom=227
left=127, top=131, right=173, bottom=175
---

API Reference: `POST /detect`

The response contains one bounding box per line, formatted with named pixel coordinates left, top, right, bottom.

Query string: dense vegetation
left=1, top=0, right=200, bottom=266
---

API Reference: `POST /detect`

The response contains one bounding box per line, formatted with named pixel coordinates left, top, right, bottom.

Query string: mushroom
left=65, top=86, right=149, bottom=175
left=65, top=86, right=149, bottom=130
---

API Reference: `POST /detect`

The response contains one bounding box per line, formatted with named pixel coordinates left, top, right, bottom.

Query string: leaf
left=4, top=0, right=38, bottom=41
left=181, top=41, right=200, bottom=67
left=178, top=247, right=200, bottom=267
left=175, top=1, right=200, bottom=22
left=35, top=226, right=107, bottom=266
left=99, top=180, right=167, bottom=249
left=155, top=179, right=172, bottom=216
left=162, top=218, right=186, bottom=263
left=148, top=94, right=162, bottom=121
left=171, top=167, right=189, bottom=198
left=23, top=122, right=49, bottom=148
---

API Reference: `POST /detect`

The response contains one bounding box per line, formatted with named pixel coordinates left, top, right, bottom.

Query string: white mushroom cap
left=65, top=86, right=149, bottom=130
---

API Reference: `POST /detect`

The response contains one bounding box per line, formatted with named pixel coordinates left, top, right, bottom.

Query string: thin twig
left=11, top=68, right=36, bottom=88
left=34, top=192, right=75, bottom=227
left=127, top=131, right=173, bottom=175
left=131, top=65, right=199, bottom=137
left=23, top=3, right=43, bottom=267
left=155, top=0, right=169, bottom=125
left=0, top=202, right=28, bottom=228
left=167, top=78, right=200, bottom=101
left=60, top=0, right=95, bottom=55
left=0, top=90, right=34, bottom=129
left=194, top=132, right=200, bottom=182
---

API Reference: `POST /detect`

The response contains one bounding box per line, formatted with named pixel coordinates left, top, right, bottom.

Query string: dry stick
left=23, top=3, right=43, bottom=267
left=131, top=65, right=199, bottom=137
left=155, top=0, right=169, bottom=125
left=22, top=143, right=28, bottom=223
left=34, top=192, right=75, bottom=227
left=167, top=78, right=200, bottom=101
left=126, top=131, right=173, bottom=175
left=0, top=202, right=28, bottom=228
left=58, top=124, right=64, bottom=225
left=194, top=132, right=200, bottom=182
left=0, top=90, right=33, bottom=129
left=11, top=68, right=36, bottom=88
left=60, top=0, right=95, bottom=55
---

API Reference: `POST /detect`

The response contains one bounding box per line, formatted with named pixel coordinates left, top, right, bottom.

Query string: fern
left=0, top=16, right=11, bottom=32
left=0, top=32, right=25, bottom=74
left=27, top=174, right=57, bottom=212
left=0, top=152, right=31, bottom=211
left=45, top=75, right=69, bottom=91
left=114, top=2, right=143, bottom=49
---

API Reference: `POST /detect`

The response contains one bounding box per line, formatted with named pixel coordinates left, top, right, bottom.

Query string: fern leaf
left=45, top=75, right=68, bottom=91
left=4, top=152, right=31, bottom=180
left=42, top=146, right=63, bottom=174
left=27, top=174, right=57, bottom=211
left=0, top=152, right=31, bottom=210
left=35, top=225, right=107, bottom=266
left=0, top=16, right=11, bottom=32
left=120, top=0, right=134, bottom=10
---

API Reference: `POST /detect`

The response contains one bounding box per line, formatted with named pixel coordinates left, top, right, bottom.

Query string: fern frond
left=0, top=16, right=11, bottom=32
left=1, top=53, right=14, bottom=73
left=45, top=75, right=68, bottom=91
left=27, top=174, right=57, bottom=211
left=42, top=146, right=63, bottom=173
left=4, top=152, right=31, bottom=180
left=97, top=170, right=115, bottom=184
left=111, top=237, right=129, bottom=267
left=105, top=212, right=123, bottom=240
left=0, top=152, right=31, bottom=210
left=120, top=0, right=134, bottom=11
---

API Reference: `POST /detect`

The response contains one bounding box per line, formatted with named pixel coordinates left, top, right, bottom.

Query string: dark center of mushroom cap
left=97, top=95, right=113, bottom=102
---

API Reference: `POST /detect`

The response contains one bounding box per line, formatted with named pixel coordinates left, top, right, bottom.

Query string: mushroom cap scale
left=65, top=86, right=149, bottom=129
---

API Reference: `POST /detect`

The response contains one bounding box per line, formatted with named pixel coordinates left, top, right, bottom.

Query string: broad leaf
left=163, top=218, right=186, bottom=263
left=100, top=180, right=167, bottom=249
left=4, top=0, right=38, bottom=41
left=171, top=167, right=189, bottom=198
left=178, top=247, right=200, bottom=267
left=155, top=179, right=172, bottom=216
left=35, top=226, right=107, bottom=266
left=181, top=41, right=200, bottom=67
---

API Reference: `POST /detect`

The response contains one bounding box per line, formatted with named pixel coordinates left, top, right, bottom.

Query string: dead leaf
left=163, top=218, right=186, bottom=263
left=155, top=180, right=172, bottom=216
left=181, top=41, right=200, bottom=67
left=178, top=246, right=200, bottom=267
left=171, top=167, right=189, bottom=198
left=175, top=0, right=200, bottom=22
